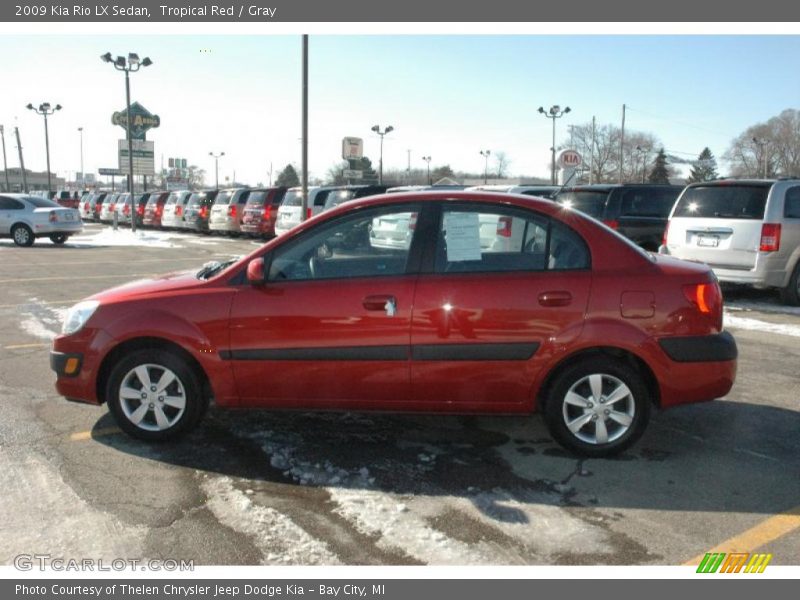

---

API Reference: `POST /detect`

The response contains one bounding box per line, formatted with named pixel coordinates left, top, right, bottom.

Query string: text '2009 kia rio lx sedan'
left=51, top=191, right=737, bottom=457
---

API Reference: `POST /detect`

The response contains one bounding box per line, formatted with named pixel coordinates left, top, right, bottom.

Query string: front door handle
left=363, top=295, right=397, bottom=316
left=538, top=291, right=572, bottom=307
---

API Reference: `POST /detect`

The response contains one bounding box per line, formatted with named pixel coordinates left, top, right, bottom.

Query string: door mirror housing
left=246, top=257, right=266, bottom=285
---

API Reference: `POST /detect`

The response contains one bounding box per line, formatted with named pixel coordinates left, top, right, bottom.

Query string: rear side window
left=673, top=185, right=769, bottom=220
left=619, top=188, right=681, bottom=218
left=556, top=191, right=610, bottom=219
left=434, top=205, right=589, bottom=274
left=784, top=187, right=800, bottom=218
left=25, top=197, right=60, bottom=208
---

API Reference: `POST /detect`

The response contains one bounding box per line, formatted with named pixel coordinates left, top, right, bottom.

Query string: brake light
left=137, top=204, right=144, bottom=215
left=49, top=211, right=57, bottom=223
left=759, top=223, right=781, bottom=252
left=200, top=206, right=208, bottom=219
left=683, top=282, right=721, bottom=315
left=84, top=202, right=89, bottom=212
left=156, top=205, right=163, bottom=216
left=175, top=206, right=182, bottom=216
left=603, top=219, right=619, bottom=230
left=497, top=216, right=512, bottom=238
left=662, top=221, right=670, bottom=247
left=228, top=205, right=237, bottom=218
left=264, top=205, right=272, bottom=220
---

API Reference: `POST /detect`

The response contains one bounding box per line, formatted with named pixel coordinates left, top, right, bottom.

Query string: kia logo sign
left=558, top=150, right=582, bottom=169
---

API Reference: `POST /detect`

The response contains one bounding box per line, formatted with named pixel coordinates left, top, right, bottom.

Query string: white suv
left=660, top=179, right=800, bottom=304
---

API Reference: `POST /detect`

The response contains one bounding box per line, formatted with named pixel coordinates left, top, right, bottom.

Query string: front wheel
left=106, top=349, right=208, bottom=441
left=12, top=224, right=35, bottom=247
left=50, top=233, right=68, bottom=244
left=543, top=357, right=651, bottom=457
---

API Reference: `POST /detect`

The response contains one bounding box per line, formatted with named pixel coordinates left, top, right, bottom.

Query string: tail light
left=175, top=206, right=183, bottom=216
left=497, top=216, right=512, bottom=238
left=84, top=202, right=89, bottom=212
left=156, top=205, right=163, bottom=216
left=683, top=281, right=722, bottom=321
left=307, top=208, right=313, bottom=220
left=137, top=204, right=144, bottom=215
left=759, top=223, right=781, bottom=252
left=200, top=206, right=208, bottom=219
left=409, top=213, right=418, bottom=231
left=662, top=221, right=670, bottom=247
left=49, top=211, right=57, bottom=223
left=603, top=219, right=619, bottom=230
left=263, top=205, right=272, bottom=220
left=228, top=205, right=237, bottom=218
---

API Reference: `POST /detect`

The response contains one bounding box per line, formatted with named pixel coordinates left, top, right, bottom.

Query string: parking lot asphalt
left=0, top=222, right=798, bottom=566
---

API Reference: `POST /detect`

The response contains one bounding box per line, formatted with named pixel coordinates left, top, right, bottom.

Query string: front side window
left=268, top=205, right=420, bottom=282
left=435, top=206, right=589, bottom=274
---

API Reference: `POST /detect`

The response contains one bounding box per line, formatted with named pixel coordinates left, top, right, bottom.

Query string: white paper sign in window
left=443, top=211, right=482, bottom=262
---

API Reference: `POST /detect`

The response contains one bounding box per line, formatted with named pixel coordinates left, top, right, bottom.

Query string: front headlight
left=62, top=300, right=100, bottom=335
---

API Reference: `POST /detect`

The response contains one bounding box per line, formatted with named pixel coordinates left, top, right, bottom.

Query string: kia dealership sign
left=558, top=150, right=582, bottom=169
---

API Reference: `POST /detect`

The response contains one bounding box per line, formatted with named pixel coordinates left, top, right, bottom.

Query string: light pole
left=0, top=125, right=9, bottom=192
left=77, top=127, right=84, bottom=188
left=209, top=152, right=225, bottom=188
left=635, top=145, right=649, bottom=184
left=422, top=156, right=432, bottom=185
left=752, top=137, right=768, bottom=178
left=101, top=51, right=152, bottom=233
left=479, top=150, right=491, bottom=184
left=538, top=104, right=571, bottom=184
left=26, top=102, right=61, bottom=194
left=371, top=124, right=393, bottom=185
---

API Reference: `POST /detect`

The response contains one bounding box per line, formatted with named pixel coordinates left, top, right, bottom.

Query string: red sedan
left=51, top=191, right=737, bottom=456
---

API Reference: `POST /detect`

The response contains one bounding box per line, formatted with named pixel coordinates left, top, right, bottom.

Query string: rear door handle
left=538, top=291, right=572, bottom=307
left=363, top=295, right=397, bottom=316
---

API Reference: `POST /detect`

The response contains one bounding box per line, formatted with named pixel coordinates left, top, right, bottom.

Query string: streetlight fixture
left=26, top=102, right=62, bottom=194
left=479, top=150, right=491, bottom=184
left=209, top=151, right=225, bottom=188
left=422, top=156, right=432, bottom=185
left=101, top=51, right=152, bottom=232
left=635, top=145, right=650, bottom=184
left=77, top=127, right=84, bottom=188
left=538, top=104, right=571, bottom=184
left=371, top=124, right=393, bottom=185
left=0, top=125, right=9, bottom=192
left=752, top=137, right=769, bottom=178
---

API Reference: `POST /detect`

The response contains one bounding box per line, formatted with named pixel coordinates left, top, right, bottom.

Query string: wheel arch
left=535, top=346, right=661, bottom=412
left=95, top=336, right=211, bottom=406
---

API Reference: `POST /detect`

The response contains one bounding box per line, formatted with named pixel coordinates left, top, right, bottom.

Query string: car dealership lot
left=0, top=223, right=798, bottom=566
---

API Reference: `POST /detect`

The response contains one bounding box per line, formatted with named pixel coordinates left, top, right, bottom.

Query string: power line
left=626, top=106, right=736, bottom=140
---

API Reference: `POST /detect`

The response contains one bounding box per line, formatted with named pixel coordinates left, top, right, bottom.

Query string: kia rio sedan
left=51, top=191, right=737, bottom=456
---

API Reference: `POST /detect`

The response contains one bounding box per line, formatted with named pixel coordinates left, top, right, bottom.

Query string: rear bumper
left=33, top=222, right=83, bottom=235
left=209, top=217, right=241, bottom=232
left=660, top=246, right=789, bottom=288
left=658, top=331, right=737, bottom=362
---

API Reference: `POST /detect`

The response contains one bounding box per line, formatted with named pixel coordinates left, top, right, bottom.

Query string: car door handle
left=363, top=295, right=397, bottom=316
left=538, top=291, right=572, bottom=307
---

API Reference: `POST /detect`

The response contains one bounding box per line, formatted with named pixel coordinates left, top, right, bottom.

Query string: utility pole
left=301, top=34, right=309, bottom=221
left=480, top=149, right=491, bottom=184
left=619, top=103, right=626, bottom=184
left=752, top=137, right=768, bottom=178
left=267, top=161, right=273, bottom=186
left=78, top=127, right=84, bottom=187
left=406, top=149, right=411, bottom=183
left=15, top=127, right=27, bottom=193
left=589, top=116, right=596, bottom=185
left=0, top=126, right=9, bottom=192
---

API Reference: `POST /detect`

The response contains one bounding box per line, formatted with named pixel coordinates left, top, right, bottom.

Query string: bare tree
left=725, top=109, right=800, bottom=178
left=493, top=151, right=511, bottom=178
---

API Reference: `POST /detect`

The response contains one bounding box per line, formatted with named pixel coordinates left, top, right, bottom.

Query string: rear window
left=26, top=197, right=60, bottom=208
left=673, top=185, right=769, bottom=220
left=246, top=191, right=267, bottom=207
left=619, top=188, right=681, bottom=218
left=325, top=190, right=357, bottom=209
left=188, top=193, right=206, bottom=207
left=215, top=190, right=234, bottom=205
left=555, top=191, right=610, bottom=219
left=282, top=190, right=303, bottom=207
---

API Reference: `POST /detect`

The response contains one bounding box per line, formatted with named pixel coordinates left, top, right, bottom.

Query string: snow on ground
left=726, top=299, right=800, bottom=317
left=68, top=228, right=183, bottom=248
left=18, top=299, right=67, bottom=340
left=201, top=476, right=339, bottom=565
left=724, top=312, right=800, bottom=338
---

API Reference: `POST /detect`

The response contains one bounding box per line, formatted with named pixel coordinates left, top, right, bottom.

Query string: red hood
left=89, top=269, right=206, bottom=303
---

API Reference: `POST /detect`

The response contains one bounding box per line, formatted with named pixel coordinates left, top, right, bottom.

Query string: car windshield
left=215, top=190, right=234, bottom=205
left=26, top=197, right=61, bottom=208
left=673, top=184, right=770, bottom=220
left=555, top=191, right=610, bottom=218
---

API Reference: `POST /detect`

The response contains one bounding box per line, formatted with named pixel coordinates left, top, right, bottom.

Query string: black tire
left=12, top=224, right=35, bottom=247
left=106, top=349, right=208, bottom=442
left=543, top=356, right=651, bottom=457
left=778, top=262, right=800, bottom=306
left=49, top=233, right=68, bottom=244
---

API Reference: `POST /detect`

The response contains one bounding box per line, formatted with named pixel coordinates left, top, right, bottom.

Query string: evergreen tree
left=275, top=164, right=300, bottom=187
left=687, top=147, right=719, bottom=183
left=648, top=148, right=670, bottom=184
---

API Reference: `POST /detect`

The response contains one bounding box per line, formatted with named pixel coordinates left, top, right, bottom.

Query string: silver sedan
left=0, top=194, right=83, bottom=246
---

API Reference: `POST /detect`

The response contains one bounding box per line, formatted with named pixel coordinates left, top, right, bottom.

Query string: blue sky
left=0, top=34, right=798, bottom=185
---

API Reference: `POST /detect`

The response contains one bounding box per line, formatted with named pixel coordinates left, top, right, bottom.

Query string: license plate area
left=696, top=234, right=720, bottom=248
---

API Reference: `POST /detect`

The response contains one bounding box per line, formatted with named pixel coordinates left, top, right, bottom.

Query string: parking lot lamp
left=26, top=102, right=61, bottom=194
left=752, top=137, right=769, bottom=178
left=101, top=51, right=152, bottom=232
left=479, top=150, right=491, bottom=184
left=538, top=105, right=571, bottom=184
left=209, top=151, right=225, bottom=189
left=78, top=127, right=84, bottom=187
left=0, top=125, right=9, bottom=192
left=422, top=156, right=432, bottom=185
left=371, top=124, right=393, bottom=185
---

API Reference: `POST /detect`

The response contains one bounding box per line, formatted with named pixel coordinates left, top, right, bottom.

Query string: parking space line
left=4, top=342, right=50, bottom=350
left=683, top=505, right=800, bottom=565
left=69, top=427, right=121, bottom=441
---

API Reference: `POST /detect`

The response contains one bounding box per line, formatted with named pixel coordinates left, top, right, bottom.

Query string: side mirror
left=246, top=257, right=266, bottom=285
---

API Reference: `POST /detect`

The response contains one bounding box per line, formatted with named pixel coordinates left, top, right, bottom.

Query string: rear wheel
left=106, top=349, right=208, bottom=441
left=50, top=233, right=68, bottom=244
left=12, top=224, right=34, bottom=247
left=543, top=356, right=651, bottom=457
left=779, top=263, right=800, bottom=306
